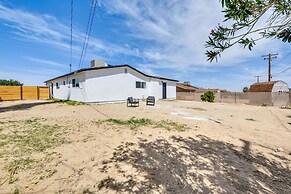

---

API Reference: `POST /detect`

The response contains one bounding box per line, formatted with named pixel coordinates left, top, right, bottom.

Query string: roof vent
left=91, top=59, right=108, bottom=68
left=183, top=81, right=191, bottom=86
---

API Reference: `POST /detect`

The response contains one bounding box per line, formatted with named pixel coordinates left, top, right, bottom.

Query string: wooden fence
left=0, top=86, right=50, bottom=101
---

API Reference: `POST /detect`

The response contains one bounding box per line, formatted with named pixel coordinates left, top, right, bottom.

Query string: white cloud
left=0, top=3, right=139, bottom=69
left=101, top=0, right=285, bottom=71
left=23, top=57, right=68, bottom=68
left=0, top=1, right=288, bottom=89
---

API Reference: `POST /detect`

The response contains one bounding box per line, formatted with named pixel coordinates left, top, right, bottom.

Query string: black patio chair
left=127, top=97, right=139, bottom=107
left=146, top=96, right=155, bottom=106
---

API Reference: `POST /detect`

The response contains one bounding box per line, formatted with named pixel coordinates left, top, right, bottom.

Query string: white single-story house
left=44, top=60, right=178, bottom=103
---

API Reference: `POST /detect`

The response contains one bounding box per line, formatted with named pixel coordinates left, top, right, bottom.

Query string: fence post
left=235, top=92, right=237, bottom=104
left=37, top=86, right=40, bottom=100
left=20, top=86, right=23, bottom=100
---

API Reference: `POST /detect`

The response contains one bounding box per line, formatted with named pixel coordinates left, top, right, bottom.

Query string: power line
left=70, top=0, right=74, bottom=73
left=78, top=0, right=95, bottom=70
left=80, top=0, right=98, bottom=69
left=272, top=52, right=291, bottom=68
left=78, top=0, right=97, bottom=70
left=273, top=63, right=291, bottom=75
left=272, top=65, right=291, bottom=77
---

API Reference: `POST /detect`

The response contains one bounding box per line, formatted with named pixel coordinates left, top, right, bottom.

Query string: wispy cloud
left=0, top=4, right=68, bottom=44
left=0, top=2, right=139, bottom=69
left=23, top=57, right=68, bottom=68
left=0, top=1, right=288, bottom=89
left=101, top=0, right=284, bottom=72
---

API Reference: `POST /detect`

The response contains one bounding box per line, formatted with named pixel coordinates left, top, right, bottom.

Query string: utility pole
left=262, top=53, right=278, bottom=82
left=254, top=76, right=262, bottom=83
left=70, top=64, right=72, bottom=73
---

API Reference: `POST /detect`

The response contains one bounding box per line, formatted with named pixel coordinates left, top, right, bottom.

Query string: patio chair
left=146, top=96, right=155, bottom=106
left=127, top=97, right=139, bottom=107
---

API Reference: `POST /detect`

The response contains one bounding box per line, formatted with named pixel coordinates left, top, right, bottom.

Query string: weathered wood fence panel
left=22, top=86, right=38, bottom=100
left=39, top=87, right=50, bottom=99
left=0, top=86, right=21, bottom=101
left=0, top=86, right=50, bottom=101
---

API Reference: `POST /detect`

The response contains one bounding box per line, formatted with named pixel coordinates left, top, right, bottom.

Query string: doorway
left=162, top=82, right=167, bottom=99
left=51, top=83, right=54, bottom=98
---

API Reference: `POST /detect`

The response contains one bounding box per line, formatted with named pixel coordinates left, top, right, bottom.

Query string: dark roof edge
left=44, top=65, right=178, bottom=83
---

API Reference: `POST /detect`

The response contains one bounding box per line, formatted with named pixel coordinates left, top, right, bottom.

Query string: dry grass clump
left=106, top=117, right=188, bottom=131
left=0, top=118, right=67, bottom=185
left=52, top=99, right=85, bottom=106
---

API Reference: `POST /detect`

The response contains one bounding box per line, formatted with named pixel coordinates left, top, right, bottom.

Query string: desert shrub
left=243, top=87, right=249, bottom=92
left=201, top=91, right=215, bottom=102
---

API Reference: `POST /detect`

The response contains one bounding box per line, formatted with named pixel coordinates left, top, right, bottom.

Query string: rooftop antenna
left=254, top=75, right=262, bottom=83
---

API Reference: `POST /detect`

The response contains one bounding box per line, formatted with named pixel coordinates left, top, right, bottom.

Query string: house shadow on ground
left=99, top=135, right=291, bottom=193
left=0, top=101, right=52, bottom=113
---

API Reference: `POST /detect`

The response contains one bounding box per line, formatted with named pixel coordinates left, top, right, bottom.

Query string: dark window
left=63, top=80, right=66, bottom=85
left=76, top=79, right=79, bottom=87
left=72, top=78, right=79, bottom=87
left=56, top=82, right=59, bottom=89
left=136, top=81, right=146, bottom=89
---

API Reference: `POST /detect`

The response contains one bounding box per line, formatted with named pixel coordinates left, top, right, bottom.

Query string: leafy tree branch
left=205, top=0, right=291, bottom=62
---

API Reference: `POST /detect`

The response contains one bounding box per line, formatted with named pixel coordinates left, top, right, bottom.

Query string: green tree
left=243, top=86, right=249, bottom=92
left=0, top=79, right=23, bottom=86
left=205, top=0, right=291, bottom=62
left=201, top=91, right=215, bottom=102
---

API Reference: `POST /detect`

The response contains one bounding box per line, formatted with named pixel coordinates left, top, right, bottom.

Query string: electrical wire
left=272, top=65, right=291, bottom=77
left=80, top=0, right=98, bottom=69
left=272, top=52, right=291, bottom=68
left=78, top=0, right=97, bottom=70
left=70, top=0, right=74, bottom=72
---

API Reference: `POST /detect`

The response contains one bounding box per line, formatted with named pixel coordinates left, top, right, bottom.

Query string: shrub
left=201, top=91, right=215, bottom=102
left=243, top=87, right=249, bottom=92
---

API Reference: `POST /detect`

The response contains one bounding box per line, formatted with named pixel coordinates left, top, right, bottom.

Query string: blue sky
left=0, top=0, right=290, bottom=91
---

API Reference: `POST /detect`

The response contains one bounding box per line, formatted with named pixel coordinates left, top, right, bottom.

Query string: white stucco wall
left=272, top=81, right=289, bottom=92
left=47, top=72, right=87, bottom=102
left=46, top=66, right=177, bottom=102
left=167, top=81, right=176, bottom=99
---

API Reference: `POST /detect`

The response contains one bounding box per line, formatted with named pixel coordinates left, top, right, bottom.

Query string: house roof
left=44, top=64, right=178, bottom=83
left=176, top=83, right=198, bottom=91
left=249, top=81, right=281, bottom=92
left=195, top=88, right=227, bottom=93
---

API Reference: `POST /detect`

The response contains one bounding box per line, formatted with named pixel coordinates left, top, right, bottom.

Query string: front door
left=51, top=83, right=54, bottom=98
left=162, top=82, right=167, bottom=99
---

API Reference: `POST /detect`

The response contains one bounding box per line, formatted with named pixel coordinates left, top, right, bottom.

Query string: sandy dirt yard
left=0, top=100, right=290, bottom=194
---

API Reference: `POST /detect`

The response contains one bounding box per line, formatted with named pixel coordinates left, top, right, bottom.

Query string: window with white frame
left=136, top=81, right=146, bottom=89
left=63, top=80, right=66, bottom=85
left=56, top=82, right=60, bottom=89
